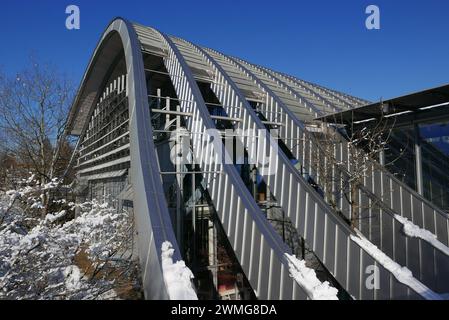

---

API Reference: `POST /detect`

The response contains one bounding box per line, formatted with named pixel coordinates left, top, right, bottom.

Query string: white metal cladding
left=76, top=75, right=129, bottom=173
left=270, top=69, right=449, bottom=250
left=236, top=59, right=338, bottom=116
left=167, top=40, right=442, bottom=299
left=261, top=67, right=350, bottom=111
left=265, top=69, right=449, bottom=249
left=238, top=60, right=449, bottom=292
left=285, top=72, right=370, bottom=107
left=262, top=68, right=347, bottom=112
left=207, top=51, right=449, bottom=294
left=69, top=18, right=449, bottom=300
left=69, top=18, right=188, bottom=300
left=142, top=25, right=311, bottom=300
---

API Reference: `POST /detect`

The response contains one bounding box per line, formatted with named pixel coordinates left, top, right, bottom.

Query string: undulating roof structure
left=67, top=18, right=449, bottom=300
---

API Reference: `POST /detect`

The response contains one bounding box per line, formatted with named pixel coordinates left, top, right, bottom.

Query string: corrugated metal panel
left=82, top=169, right=127, bottom=181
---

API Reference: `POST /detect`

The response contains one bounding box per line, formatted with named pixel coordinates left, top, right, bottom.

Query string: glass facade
left=419, top=122, right=449, bottom=211
left=420, top=122, right=449, bottom=156
left=385, top=122, right=449, bottom=212
left=385, top=129, right=416, bottom=190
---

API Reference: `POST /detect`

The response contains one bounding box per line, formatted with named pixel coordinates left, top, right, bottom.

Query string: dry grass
left=73, top=249, right=143, bottom=300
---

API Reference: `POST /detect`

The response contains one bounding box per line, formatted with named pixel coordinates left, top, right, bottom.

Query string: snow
left=6, top=190, right=20, bottom=200
left=0, top=180, right=141, bottom=300
left=45, top=210, right=68, bottom=223
left=53, top=199, right=67, bottom=205
left=42, top=178, right=60, bottom=190
left=30, top=200, right=44, bottom=209
left=64, top=265, right=82, bottom=292
left=394, top=214, right=449, bottom=257
left=350, top=233, right=443, bottom=300
left=161, top=241, right=198, bottom=300
left=26, top=174, right=36, bottom=184
left=284, top=253, right=339, bottom=300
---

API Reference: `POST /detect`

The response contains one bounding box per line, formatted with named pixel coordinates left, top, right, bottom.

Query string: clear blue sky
left=1, top=0, right=448, bottom=101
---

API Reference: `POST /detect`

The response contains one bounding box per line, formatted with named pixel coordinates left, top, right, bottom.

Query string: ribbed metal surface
left=165, top=40, right=437, bottom=299
left=70, top=18, right=449, bottom=300
left=244, top=61, right=449, bottom=292
left=140, top=25, right=310, bottom=300
left=266, top=68, right=449, bottom=245
left=69, top=19, right=188, bottom=300
left=219, top=57, right=449, bottom=294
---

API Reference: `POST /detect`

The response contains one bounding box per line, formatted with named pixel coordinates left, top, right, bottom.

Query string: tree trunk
left=350, top=184, right=359, bottom=229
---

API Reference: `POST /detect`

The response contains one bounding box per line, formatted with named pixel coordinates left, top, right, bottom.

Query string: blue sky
left=0, top=0, right=448, bottom=101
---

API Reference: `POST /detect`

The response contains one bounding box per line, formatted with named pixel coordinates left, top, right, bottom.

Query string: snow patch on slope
left=350, top=233, right=442, bottom=300
left=161, top=241, right=198, bottom=300
left=394, top=214, right=449, bottom=257
left=45, top=210, right=68, bottom=223
left=64, top=265, right=82, bottom=292
left=284, top=253, right=339, bottom=300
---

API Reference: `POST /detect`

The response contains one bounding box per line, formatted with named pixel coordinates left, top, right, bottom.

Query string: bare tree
left=0, top=186, right=142, bottom=300
left=311, top=103, right=399, bottom=229
left=0, top=58, right=74, bottom=210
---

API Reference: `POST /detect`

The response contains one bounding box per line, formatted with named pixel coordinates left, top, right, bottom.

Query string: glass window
left=419, top=122, right=449, bottom=211
left=419, top=122, right=449, bottom=156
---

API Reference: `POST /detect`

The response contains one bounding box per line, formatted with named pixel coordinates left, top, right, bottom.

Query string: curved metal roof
left=68, top=20, right=366, bottom=136
left=67, top=19, right=449, bottom=300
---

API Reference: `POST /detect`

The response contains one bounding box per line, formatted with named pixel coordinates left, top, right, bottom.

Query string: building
left=66, top=18, right=449, bottom=300
left=319, top=85, right=449, bottom=213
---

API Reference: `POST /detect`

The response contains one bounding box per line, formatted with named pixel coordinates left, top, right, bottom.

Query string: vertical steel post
left=156, top=88, right=161, bottom=109
left=176, top=104, right=183, bottom=250
left=252, top=165, right=258, bottom=199
left=209, top=216, right=218, bottom=296
left=192, top=166, right=196, bottom=273
left=414, top=124, right=424, bottom=195
left=379, top=150, right=385, bottom=166
left=166, top=96, right=171, bottom=124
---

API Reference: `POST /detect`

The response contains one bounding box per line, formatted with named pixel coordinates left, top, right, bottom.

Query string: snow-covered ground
left=0, top=180, right=142, bottom=300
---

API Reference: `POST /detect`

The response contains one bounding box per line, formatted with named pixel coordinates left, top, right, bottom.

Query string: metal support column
left=156, top=88, right=161, bottom=109
left=251, top=165, right=258, bottom=199
left=209, top=216, right=218, bottom=296
left=166, top=96, right=171, bottom=123
left=176, top=103, right=183, bottom=249
left=414, top=124, right=424, bottom=195
left=379, top=150, right=385, bottom=166
left=192, top=167, right=196, bottom=273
